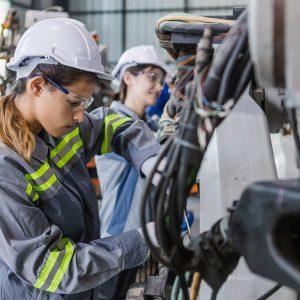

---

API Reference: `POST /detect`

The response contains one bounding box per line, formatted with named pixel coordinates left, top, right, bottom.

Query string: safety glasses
left=43, top=76, right=95, bottom=111
left=29, top=72, right=95, bottom=111
left=138, top=71, right=164, bottom=86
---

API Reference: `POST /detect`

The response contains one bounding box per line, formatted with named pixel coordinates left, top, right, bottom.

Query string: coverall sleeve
left=80, top=107, right=161, bottom=171
left=0, top=175, right=148, bottom=294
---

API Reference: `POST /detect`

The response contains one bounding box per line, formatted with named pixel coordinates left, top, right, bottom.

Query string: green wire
left=171, top=272, right=193, bottom=300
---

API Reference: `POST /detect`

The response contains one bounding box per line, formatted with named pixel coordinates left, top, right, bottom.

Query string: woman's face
left=34, top=77, right=96, bottom=138
left=126, top=66, right=165, bottom=108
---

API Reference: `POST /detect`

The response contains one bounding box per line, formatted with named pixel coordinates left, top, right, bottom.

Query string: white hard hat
left=7, top=18, right=113, bottom=80
left=112, top=45, right=169, bottom=85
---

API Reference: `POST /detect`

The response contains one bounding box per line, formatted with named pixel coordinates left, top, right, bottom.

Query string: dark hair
left=15, top=63, right=99, bottom=95
left=119, top=64, right=166, bottom=102
left=0, top=64, right=98, bottom=163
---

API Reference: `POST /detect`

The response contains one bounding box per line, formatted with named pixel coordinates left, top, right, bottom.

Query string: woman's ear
left=123, top=71, right=133, bottom=86
left=27, top=77, right=46, bottom=97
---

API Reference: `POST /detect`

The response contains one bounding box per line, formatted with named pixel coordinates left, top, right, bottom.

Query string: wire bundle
left=141, top=10, right=253, bottom=300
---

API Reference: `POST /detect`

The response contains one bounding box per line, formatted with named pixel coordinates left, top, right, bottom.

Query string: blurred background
left=2, top=0, right=249, bottom=66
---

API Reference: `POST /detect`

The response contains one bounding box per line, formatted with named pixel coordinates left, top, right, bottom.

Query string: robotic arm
left=190, top=0, right=300, bottom=294
left=142, top=0, right=300, bottom=298
left=189, top=178, right=300, bottom=295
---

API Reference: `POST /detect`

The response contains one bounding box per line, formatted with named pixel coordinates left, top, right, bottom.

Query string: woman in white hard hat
left=95, top=45, right=168, bottom=299
left=0, top=18, right=159, bottom=300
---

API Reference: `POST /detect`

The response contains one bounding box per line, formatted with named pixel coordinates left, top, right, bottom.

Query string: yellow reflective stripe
left=34, top=250, right=61, bottom=289
left=101, top=114, right=132, bottom=154
left=32, top=174, right=57, bottom=192
left=26, top=183, right=40, bottom=202
left=47, top=238, right=74, bottom=292
left=56, top=139, right=83, bottom=168
left=112, top=117, right=131, bottom=133
left=25, top=161, right=50, bottom=181
left=32, top=193, right=40, bottom=202
left=101, top=114, right=120, bottom=154
left=50, top=127, right=80, bottom=159
left=26, top=183, right=32, bottom=196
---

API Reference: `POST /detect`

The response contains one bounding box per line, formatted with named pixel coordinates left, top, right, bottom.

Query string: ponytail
left=0, top=95, right=35, bottom=163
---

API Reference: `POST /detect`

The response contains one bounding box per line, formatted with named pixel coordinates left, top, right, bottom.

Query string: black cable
left=155, top=177, right=174, bottom=254
left=140, top=10, right=249, bottom=284
left=155, top=143, right=182, bottom=253
left=176, top=69, right=195, bottom=94
left=140, top=137, right=173, bottom=267
left=157, top=101, right=198, bottom=262
left=233, top=60, right=253, bottom=100
left=210, top=289, right=218, bottom=300
left=230, top=46, right=249, bottom=84
left=287, top=108, right=300, bottom=161
left=179, top=273, right=190, bottom=300
left=217, top=27, right=248, bottom=104
left=203, top=10, right=248, bottom=102
left=168, top=180, right=182, bottom=246
left=256, top=284, right=282, bottom=300
left=151, top=81, right=201, bottom=268
left=157, top=46, right=212, bottom=267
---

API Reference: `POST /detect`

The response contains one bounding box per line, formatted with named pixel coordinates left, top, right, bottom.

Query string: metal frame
left=69, top=5, right=240, bottom=16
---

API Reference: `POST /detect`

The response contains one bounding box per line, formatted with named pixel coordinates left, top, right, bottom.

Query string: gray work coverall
left=0, top=107, right=160, bottom=300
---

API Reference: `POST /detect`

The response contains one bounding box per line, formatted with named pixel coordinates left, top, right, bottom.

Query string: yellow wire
left=190, top=272, right=201, bottom=300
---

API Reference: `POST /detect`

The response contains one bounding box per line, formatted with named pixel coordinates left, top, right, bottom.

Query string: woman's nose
left=154, top=82, right=163, bottom=93
left=72, top=108, right=85, bottom=123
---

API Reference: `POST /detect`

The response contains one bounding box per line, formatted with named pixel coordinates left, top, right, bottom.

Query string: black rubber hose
left=256, top=284, right=282, bottom=300
left=203, top=10, right=248, bottom=101
left=140, top=137, right=173, bottom=267
left=233, top=57, right=253, bottom=100
left=287, top=108, right=300, bottom=161
left=210, top=290, right=218, bottom=300
left=216, top=27, right=248, bottom=104
left=155, top=173, right=175, bottom=254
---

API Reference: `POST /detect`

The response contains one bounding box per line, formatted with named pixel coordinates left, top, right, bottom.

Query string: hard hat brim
left=97, top=72, right=114, bottom=81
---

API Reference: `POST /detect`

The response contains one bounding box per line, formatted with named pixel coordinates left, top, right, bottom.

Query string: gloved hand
left=165, top=94, right=184, bottom=118
left=157, top=105, right=179, bottom=144
left=158, top=119, right=177, bottom=144
left=138, top=222, right=159, bottom=248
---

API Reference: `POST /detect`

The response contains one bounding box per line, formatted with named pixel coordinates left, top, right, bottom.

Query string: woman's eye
left=149, top=73, right=163, bottom=84
left=149, top=74, right=157, bottom=82
left=66, top=99, right=82, bottom=108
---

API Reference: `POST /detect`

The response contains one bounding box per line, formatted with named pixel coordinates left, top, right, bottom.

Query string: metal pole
left=31, top=0, right=37, bottom=9
left=184, top=0, right=189, bottom=13
left=121, top=0, right=126, bottom=53
left=53, top=0, right=69, bottom=11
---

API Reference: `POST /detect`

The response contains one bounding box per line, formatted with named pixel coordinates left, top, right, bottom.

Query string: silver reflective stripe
left=34, top=237, right=75, bottom=292
left=25, top=161, right=58, bottom=192
left=101, top=114, right=131, bottom=154
left=25, top=182, right=39, bottom=202
left=50, top=127, right=83, bottom=169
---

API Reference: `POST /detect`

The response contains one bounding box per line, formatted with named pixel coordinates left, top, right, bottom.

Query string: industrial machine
left=140, top=1, right=300, bottom=299
left=0, top=8, right=20, bottom=95
left=24, top=6, right=69, bottom=29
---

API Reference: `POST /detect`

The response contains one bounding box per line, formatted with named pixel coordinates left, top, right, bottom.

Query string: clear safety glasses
left=43, top=76, right=95, bottom=111
left=138, top=71, right=164, bottom=86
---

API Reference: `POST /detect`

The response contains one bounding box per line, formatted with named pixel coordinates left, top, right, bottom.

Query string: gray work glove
left=159, top=123, right=177, bottom=144
left=157, top=105, right=178, bottom=144
left=165, top=94, right=184, bottom=118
